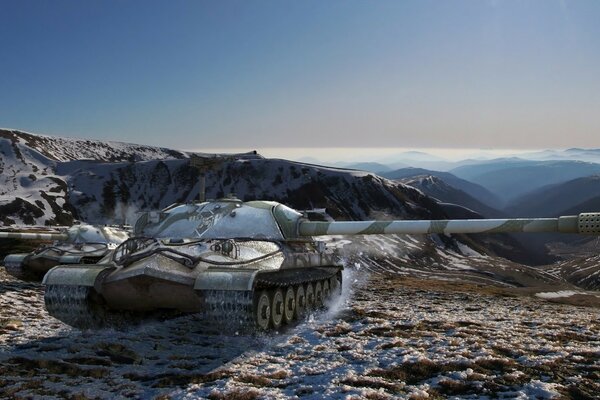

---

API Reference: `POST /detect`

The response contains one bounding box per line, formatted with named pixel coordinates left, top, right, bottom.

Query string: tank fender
left=4, top=254, right=29, bottom=267
left=42, top=264, right=114, bottom=288
left=194, top=268, right=259, bottom=291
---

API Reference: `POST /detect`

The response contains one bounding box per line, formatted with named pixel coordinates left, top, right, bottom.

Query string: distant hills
left=395, top=174, right=505, bottom=218
left=449, top=160, right=600, bottom=204
left=505, top=175, right=600, bottom=217
left=381, top=167, right=503, bottom=210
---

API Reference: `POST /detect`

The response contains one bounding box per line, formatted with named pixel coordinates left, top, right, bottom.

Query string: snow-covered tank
left=0, top=224, right=130, bottom=280
left=42, top=198, right=600, bottom=330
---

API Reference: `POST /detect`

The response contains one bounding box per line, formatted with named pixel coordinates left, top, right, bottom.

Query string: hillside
left=0, top=128, right=567, bottom=274
left=450, top=159, right=600, bottom=204
left=381, top=167, right=502, bottom=209
left=0, top=128, right=259, bottom=225
left=506, top=175, right=600, bottom=217
left=398, top=175, right=505, bottom=218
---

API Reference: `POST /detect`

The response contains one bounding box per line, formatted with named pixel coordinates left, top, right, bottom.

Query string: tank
left=0, top=224, right=130, bottom=280
left=42, top=198, right=600, bottom=330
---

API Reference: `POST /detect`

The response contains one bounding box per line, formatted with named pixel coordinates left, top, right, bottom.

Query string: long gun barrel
left=298, top=213, right=600, bottom=236
left=0, top=232, right=69, bottom=241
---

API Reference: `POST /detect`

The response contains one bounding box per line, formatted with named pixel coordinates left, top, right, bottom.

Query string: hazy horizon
left=5, top=124, right=595, bottom=164
left=195, top=146, right=543, bottom=163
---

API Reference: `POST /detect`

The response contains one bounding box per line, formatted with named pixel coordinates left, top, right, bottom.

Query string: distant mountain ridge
left=398, top=175, right=505, bottom=218
left=381, top=167, right=502, bottom=209
left=0, top=127, right=554, bottom=272
left=450, top=159, right=600, bottom=204
left=505, top=175, right=600, bottom=217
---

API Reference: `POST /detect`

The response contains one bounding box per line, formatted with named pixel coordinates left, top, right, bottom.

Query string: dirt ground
left=1, top=269, right=599, bottom=399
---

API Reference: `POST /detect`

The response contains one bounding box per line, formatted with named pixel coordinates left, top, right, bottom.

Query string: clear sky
left=1, top=0, right=600, bottom=152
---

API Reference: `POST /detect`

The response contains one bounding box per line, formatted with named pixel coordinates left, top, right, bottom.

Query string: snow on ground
left=535, top=290, right=580, bottom=299
left=1, top=267, right=599, bottom=399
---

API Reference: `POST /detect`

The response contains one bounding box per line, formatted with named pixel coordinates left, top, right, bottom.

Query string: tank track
left=3, top=262, right=28, bottom=281
left=200, top=267, right=343, bottom=331
left=202, top=290, right=254, bottom=329
left=45, top=284, right=129, bottom=329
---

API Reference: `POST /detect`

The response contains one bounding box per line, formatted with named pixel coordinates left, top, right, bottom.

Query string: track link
left=45, top=285, right=129, bottom=329
left=202, top=290, right=254, bottom=329
left=200, top=269, right=343, bottom=331
left=3, top=263, right=28, bottom=281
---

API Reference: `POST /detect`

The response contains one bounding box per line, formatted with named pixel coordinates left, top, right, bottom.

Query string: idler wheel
left=305, top=283, right=315, bottom=310
left=255, top=290, right=271, bottom=330
left=314, top=281, right=323, bottom=307
left=322, top=279, right=331, bottom=301
left=283, top=286, right=296, bottom=324
left=271, top=289, right=284, bottom=329
left=295, top=284, right=306, bottom=317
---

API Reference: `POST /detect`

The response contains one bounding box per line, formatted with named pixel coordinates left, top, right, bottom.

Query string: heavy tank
left=42, top=198, right=600, bottom=330
left=0, top=224, right=130, bottom=280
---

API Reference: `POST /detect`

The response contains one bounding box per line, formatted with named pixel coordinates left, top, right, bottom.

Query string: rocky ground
left=1, top=267, right=599, bottom=400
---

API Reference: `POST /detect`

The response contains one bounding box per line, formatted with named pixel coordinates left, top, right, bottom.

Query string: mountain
left=544, top=255, right=600, bottom=290
left=0, top=128, right=560, bottom=272
left=0, top=128, right=257, bottom=225
left=381, top=167, right=502, bottom=209
left=0, top=128, right=191, bottom=162
left=398, top=175, right=505, bottom=218
left=450, top=159, right=600, bottom=204
left=505, top=175, right=600, bottom=217
left=500, top=176, right=600, bottom=259
left=517, top=148, right=600, bottom=163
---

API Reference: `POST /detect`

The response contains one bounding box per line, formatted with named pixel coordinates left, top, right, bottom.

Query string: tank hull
left=43, top=238, right=343, bottom=330
left=1, top=224, right=129, bottom=281
left=3, top=245, right=110, bottom=281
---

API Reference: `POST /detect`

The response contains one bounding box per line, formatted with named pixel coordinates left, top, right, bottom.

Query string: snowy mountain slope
left=544, top=255, right=600, bottom=290
left=0, top=131, right=71, bottom=225
left=0, top=128, right=191, bottom=162
left=0, top=128, right=259, bottom=226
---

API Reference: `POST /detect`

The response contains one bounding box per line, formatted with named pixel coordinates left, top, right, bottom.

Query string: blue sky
left=1, top=0, right=600, bottom=151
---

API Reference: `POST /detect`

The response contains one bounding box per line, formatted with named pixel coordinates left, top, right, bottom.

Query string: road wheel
left=283, top=286, right=295, bottom=324
left=314, top=281, right=323, bottom=307
left=295, top=284, right=306, bottom=318
left=271, top=288, right=284, bottom=329
left=255, top=290, right=270, bottom=330
left=305, top=283, right=315, bottom=310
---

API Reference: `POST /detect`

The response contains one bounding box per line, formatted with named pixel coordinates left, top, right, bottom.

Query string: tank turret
left=1, top=224, right=130, bottom=280
left=41, top=198, right=600, bottom=331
